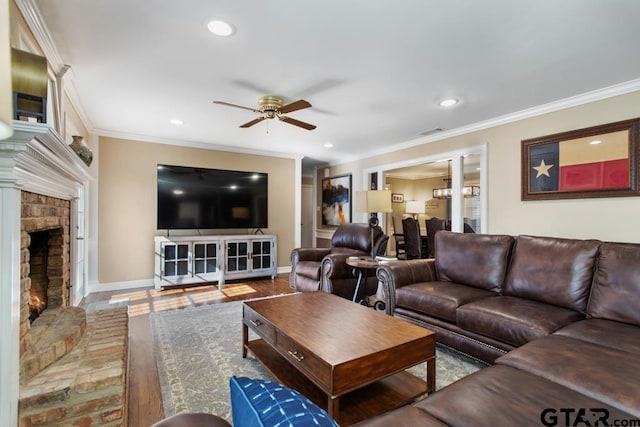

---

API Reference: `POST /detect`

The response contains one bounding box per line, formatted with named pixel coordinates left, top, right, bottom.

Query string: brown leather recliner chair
left=290, top=223, right=388, bottom=299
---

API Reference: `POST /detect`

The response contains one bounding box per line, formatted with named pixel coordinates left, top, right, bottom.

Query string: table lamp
left=405, top=200, right=425, bottom=219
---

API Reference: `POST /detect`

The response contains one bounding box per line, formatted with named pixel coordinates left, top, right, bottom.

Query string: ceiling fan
left=213, top=95, right=316, bottom=130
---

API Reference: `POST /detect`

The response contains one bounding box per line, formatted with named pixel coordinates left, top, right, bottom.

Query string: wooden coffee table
left=242, top=292, right=436, bottom=426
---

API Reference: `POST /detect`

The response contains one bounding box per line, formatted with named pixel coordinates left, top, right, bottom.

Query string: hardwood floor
left=81, top=275, right=295, bottom=426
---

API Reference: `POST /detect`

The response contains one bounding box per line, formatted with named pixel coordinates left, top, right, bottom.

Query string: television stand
left=153, top=234, right=277, bottom=289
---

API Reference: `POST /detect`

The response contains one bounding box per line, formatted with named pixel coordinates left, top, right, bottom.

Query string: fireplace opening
left=27, top=228, right=64, bottom=323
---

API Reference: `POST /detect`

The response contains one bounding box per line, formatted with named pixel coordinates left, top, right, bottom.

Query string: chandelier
left=432, top=160, right=480, bottom=199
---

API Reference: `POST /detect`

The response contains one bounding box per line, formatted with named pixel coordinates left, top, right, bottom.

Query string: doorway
left=363, top=145, right=486, bottom=249
left=301, top=184, right=314, bottom=247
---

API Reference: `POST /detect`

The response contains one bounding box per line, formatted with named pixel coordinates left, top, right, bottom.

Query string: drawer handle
left=287, top=350, right=305, bottom=362
left=250, top=319, right=262, bottom=327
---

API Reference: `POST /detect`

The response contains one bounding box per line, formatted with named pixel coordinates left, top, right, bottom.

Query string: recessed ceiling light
left=590, top=140, right=602, bottom=145
left=173, top=189, right=184, bottom=195
left=324, top=142, right=334, bottom=148
left=439, top=98, right=459, bottom=107
left=170, top=119, right=183, bottom=125
left=207, top=20, right=234, bottom=36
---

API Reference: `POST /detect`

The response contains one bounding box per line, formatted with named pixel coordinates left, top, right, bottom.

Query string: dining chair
left=425, top=217, right=450, bottom=258
left=402, top=217, right=422, bottom=260
left=392, top=215, right=406, bottom=259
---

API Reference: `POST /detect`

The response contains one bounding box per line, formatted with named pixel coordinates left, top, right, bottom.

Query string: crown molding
left=351, top=78, right=640, bottom=166
left=14, top=0, right=94, bottom=133
left=94, top=128, right=303, bottom=160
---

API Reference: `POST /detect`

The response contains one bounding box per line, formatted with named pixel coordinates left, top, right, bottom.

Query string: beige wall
left=323, top=90, right=640, bottom=243
left=98, top=136, right=295, bottom=284
left=386, top=176, right=448, bottom=233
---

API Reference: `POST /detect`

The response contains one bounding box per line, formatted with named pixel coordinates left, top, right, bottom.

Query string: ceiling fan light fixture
left=207, top=20, right=234, bottom=36
left=214, top=95, right=316, bottom=130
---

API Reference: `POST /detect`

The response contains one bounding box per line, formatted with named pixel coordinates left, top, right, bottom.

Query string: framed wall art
left=521, top=118, right=640, bottom=201
left=392, top=193, right=404, bottom=203
left=321, top=174, right=352, bottom=225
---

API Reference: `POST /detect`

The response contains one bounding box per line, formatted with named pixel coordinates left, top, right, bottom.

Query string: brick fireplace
left=19, top=192, right=71, bottom=357
left=1, top=123, right=128, bottom=427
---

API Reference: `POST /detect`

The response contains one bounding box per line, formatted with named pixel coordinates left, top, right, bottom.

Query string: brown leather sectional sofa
left=358, top=231, right=640, bottom=426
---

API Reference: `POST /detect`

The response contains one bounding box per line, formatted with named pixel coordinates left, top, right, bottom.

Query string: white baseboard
left=88, top=267, right=291, bottom=295
left=277, top=266, right=291, bottom=275
left=87, top=278, right=154, bottom=294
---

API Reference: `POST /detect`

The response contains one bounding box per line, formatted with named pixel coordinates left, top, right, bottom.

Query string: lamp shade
left=356, top=190, right=392, bottom=213
left=405, top=200, right=425, bottom=215
left=0, top=0, right=13, bottom=140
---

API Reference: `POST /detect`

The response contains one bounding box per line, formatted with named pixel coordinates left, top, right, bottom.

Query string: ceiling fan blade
left=279, top=99, right=312, bottom=114
left=240, top=117, right=266, bottom=128
left=279, top=116, right=316, bottom=130
left=213, top=101, right=261, bottom=113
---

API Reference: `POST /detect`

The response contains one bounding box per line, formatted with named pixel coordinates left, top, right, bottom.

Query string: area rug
left=150, top=298, right=486, bottom=422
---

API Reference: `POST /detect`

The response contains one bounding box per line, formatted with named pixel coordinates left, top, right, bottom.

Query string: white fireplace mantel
left=0, top=121, right=92, bottom=426
left=3, top=121, right=93, bottom=197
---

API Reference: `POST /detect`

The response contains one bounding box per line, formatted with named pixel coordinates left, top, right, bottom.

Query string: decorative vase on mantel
left=69, top=135, right=93, bottom=167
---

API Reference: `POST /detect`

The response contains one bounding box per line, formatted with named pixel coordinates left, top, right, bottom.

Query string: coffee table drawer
left=276, top=332, right=331, bottom=390
left=243, top=306, right=276, bottom=345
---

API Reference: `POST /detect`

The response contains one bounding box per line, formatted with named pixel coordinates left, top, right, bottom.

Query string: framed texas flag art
left=521, top=118, right=640, bottom=201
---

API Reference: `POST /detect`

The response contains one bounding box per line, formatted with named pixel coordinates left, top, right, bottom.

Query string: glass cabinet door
left=193, top=242, right=218, bottom=275
left=162, top=242, right=190, bottom=278
left=227, top=241, right=249, bottom=273
left=251, top=240, right=272, bottom=271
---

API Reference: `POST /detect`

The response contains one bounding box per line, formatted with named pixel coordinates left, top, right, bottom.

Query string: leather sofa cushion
left=504, top=235, right=600, bottom=313
left=414, top=365, right=635, bottom=427
left=351, top=406, right=448, bottom=427
left=456, top=296, right=584, bottom=347
left=435, top=232, right=514, bottom=293
left=295, top=260, right=321, bottom=280
left=588, top=242, right=640, bottom=326
left=497, top=335, right=640, bottom=417
left=554, top=318, right=640, bottom=355
left=396, top=282, right=496, bottom=323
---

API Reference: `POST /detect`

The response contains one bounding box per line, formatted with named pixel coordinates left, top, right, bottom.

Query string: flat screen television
left=157, top=164, right=268, bottom=230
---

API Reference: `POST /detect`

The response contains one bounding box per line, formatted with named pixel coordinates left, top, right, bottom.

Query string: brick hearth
left=18, top=190, right=129, bottom=426
left=19, top=307, right=129, bottom=426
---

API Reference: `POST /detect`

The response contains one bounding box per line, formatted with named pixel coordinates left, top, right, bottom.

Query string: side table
left=345, top=256, right=385, bottom=310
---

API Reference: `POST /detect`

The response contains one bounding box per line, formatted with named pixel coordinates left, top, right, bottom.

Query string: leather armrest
left=290, top=248, right=331, bottom=265
left=322, top=253, right=355, bottom=279
left=321, top=253, right=368, bottom=294
left=290, top=248, right=332, bottom=289
left=377, top=259, right=436, bottom=314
